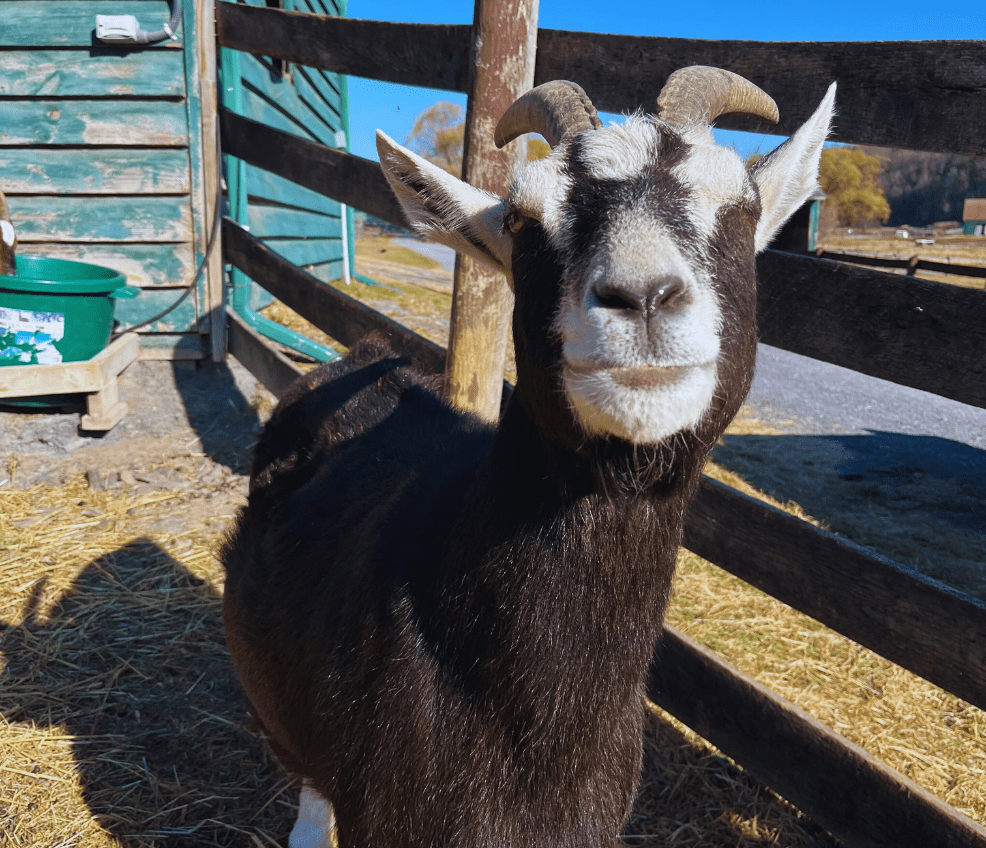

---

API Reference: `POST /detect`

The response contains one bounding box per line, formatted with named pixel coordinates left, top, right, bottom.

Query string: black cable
left=112, top=160, right=224, bottom=337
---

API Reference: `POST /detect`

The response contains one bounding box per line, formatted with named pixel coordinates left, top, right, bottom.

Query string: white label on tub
left=0, top=307, right=64, bottom=364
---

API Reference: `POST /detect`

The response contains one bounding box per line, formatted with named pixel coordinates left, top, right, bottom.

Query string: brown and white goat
left=221, top=67, right=836, bottom=848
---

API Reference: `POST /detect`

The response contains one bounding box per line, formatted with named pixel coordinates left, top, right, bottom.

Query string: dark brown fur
left=222, top=183, right=759, bottom=847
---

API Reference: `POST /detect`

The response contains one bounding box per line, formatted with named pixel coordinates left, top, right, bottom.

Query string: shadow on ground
left=712, top=430, right=986, bottom=598
left=172, top=360, right=262, bottom=475
left=0, top=539, right=292, bottom=846
left=0, top=538, right=840, bottom=847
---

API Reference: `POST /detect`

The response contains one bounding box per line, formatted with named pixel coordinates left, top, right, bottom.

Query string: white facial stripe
left=573, top=115, right=658, bottom=181
left=1, top=220, right=14, bottom=248
left=672, top=127, right=758, bottom=241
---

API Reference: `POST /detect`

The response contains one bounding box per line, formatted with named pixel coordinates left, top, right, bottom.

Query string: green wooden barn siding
left=222, top=0, right=347, bottom=307
left=0, top=0, right=211, bottom=355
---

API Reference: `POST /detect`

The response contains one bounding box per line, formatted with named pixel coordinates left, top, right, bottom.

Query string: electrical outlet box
left=96, top=14, right=141, bottom=44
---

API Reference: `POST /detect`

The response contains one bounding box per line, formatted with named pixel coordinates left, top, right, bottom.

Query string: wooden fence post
left=445, top=0, right=539, bottom=420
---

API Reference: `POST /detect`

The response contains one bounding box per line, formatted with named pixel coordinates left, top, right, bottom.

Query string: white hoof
left=288, top=781, right=335, bottom=848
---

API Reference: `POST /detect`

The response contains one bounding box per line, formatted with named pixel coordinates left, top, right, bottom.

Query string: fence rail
left=220, top=110, right=986, bottom=411
left=817, top=249, right=986, bottom=285
left=216, top=2, right=986, bottom=154
left=216, top=4, right=986, bottom=845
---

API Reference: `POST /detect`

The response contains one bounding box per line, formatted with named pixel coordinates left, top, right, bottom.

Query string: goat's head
left=378, top=67, right=835, bottom=447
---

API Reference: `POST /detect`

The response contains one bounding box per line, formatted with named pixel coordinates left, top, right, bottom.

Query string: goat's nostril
left=593, top=280, right=688, bottom=313
left=651, top=279, right=687, bottom=309
left=593, top=284, right=644, bottom=312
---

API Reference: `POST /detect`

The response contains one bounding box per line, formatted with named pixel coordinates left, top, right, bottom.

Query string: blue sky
left=343, top=0, right=980, bottom=163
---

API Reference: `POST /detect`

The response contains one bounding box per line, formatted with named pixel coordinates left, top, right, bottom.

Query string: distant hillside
left=862, top=147, right=986, bottom=227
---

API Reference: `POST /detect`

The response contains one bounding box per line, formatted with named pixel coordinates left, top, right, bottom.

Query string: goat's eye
left=505, top=209, right=527, bottom=234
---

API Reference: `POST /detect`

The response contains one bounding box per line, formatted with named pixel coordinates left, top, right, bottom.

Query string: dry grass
left=818, top=233, right=986, bottom=289
left=0, top=477, right=297, bottom=847
left=354, top=234, right=442, bottom=271
left=3, top=249, right=984, bottom=844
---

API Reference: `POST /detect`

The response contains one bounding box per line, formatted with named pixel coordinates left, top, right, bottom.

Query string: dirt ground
left=0, top=355, right=267, bottom=504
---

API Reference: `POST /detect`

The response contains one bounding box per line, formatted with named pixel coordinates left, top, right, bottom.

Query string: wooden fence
left=816, top=249, right=986, bottom=288
left=215, top=3, right=986, bottom=846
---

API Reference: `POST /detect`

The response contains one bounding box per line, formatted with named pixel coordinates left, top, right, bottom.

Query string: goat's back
left=221, top=336, right=493, bottom=782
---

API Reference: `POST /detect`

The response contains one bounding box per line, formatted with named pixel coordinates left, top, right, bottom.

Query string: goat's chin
left=563, top=363, right=717, bottom=445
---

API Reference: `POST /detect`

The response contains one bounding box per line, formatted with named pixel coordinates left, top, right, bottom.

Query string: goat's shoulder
left=249, top=335, right=464, bottom=496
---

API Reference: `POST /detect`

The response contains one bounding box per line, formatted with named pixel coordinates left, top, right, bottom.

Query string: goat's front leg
left=288, top=780, right=335, bottom=848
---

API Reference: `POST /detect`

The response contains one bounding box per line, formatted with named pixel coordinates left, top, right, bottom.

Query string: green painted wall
left=221, top=0, right=349, bottom=313
left=0, top=0, right=212, bottom=358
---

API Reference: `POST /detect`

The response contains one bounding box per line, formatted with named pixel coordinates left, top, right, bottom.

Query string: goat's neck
left=439, top=392, right=704, bottom=716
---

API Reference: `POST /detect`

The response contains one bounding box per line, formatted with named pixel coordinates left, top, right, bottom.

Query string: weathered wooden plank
left=294, top=63, right=343, bottom=118
left=0, top=50, right=185, bottom=97
left=649, top=627, right=986, bottom=848
left=0, top=148, right=190, bottom=195
left=683, top=476, right=986, bottom=712
left=11, top=196, right=193, bottom=243
left=192, top=0, right=225, bottom=361
left=291, top=65, right=343, bottom=142
left=294, top=0, right=343, bottom=19
left=536, top=32, right=986, bottom=155
left=260, top=237, right=343, bottom=269
left=222, top=218, right=445, bottom=373
left=227, top=306, right=304, bottom=398
left=215, top=2, right=986, bottom=154
left=113, top=288, right=199, bottom=334
left=0, top=333, right=139, bottom=399
left=222, top=110, right=406, bottom=226
left=0, top=1, right=176, bottom=47
left=0, top=100, right=188, bottom=146
left=137, top=333, right=206, bottom=359
left=304, top=259, right=344, bottom=284
left=248, top=204, right=342, bottom=239
left=757, top=250, right=986, bottom=409
left=446, top=0, right=534, bottom=421
left=239, top=57, right=337, bottom=147
left=20, top=243, right=195, bottom=289
left=216, top=2, right=471, bottom=92
left=244, top=165, right=344, bottom=216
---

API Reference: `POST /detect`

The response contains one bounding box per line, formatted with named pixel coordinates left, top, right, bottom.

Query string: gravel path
left=393, top=237, right=457, bottom=272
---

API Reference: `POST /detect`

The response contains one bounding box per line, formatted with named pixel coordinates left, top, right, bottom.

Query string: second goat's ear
left=750, top=82, right=836, bottom=254
left=376, top=131, right=513, bottom=274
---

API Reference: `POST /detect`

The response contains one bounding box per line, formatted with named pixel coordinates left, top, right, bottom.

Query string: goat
left=221, top=66, right=836, bottom=848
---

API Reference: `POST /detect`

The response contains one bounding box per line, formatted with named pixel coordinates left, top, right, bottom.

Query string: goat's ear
left=750, top=83, right=836, bottom=254
left=376, top=131, right=513, bottom=273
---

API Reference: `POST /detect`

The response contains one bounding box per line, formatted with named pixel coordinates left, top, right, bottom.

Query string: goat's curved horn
left=494, top=80, right=603, bottom=149
left=656, top=66, right=779, bottom=128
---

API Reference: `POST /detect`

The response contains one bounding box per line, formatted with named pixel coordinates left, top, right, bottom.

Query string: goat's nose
left=593, top=278, right=688, bottom=313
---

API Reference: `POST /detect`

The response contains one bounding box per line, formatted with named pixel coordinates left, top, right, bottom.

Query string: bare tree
left=405, top=102, right=465, bottom=177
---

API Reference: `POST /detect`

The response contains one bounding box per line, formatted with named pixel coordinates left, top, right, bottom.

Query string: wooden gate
left=214, top=3, right=986, bottom=845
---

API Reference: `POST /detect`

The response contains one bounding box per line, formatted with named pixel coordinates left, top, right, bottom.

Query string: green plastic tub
left=0, top=255, right=139, bottom=407
left=0, top=255, right=138, bottom=367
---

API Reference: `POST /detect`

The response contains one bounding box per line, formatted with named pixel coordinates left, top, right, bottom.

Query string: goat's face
left=379, top=68, right=836, bottom=445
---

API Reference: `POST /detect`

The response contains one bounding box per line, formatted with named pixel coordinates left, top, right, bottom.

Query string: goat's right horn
left=494, top=80, right=603, bottom=149
left=656, top=66, right=779, bottom=128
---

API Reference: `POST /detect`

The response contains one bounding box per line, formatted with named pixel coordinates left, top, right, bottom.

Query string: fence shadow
left=712, top=429, right=986, bottom=597
left=0, top=538, right=293, bottom=846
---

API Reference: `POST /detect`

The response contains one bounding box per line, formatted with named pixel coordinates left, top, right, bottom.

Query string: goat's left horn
left=655, top=66, right=779, bottom=128
left=494, top=80, right=603, bottom=149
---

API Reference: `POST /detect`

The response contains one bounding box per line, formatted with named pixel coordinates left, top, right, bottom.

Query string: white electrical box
left=95, top=14, right=142, bottom=44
